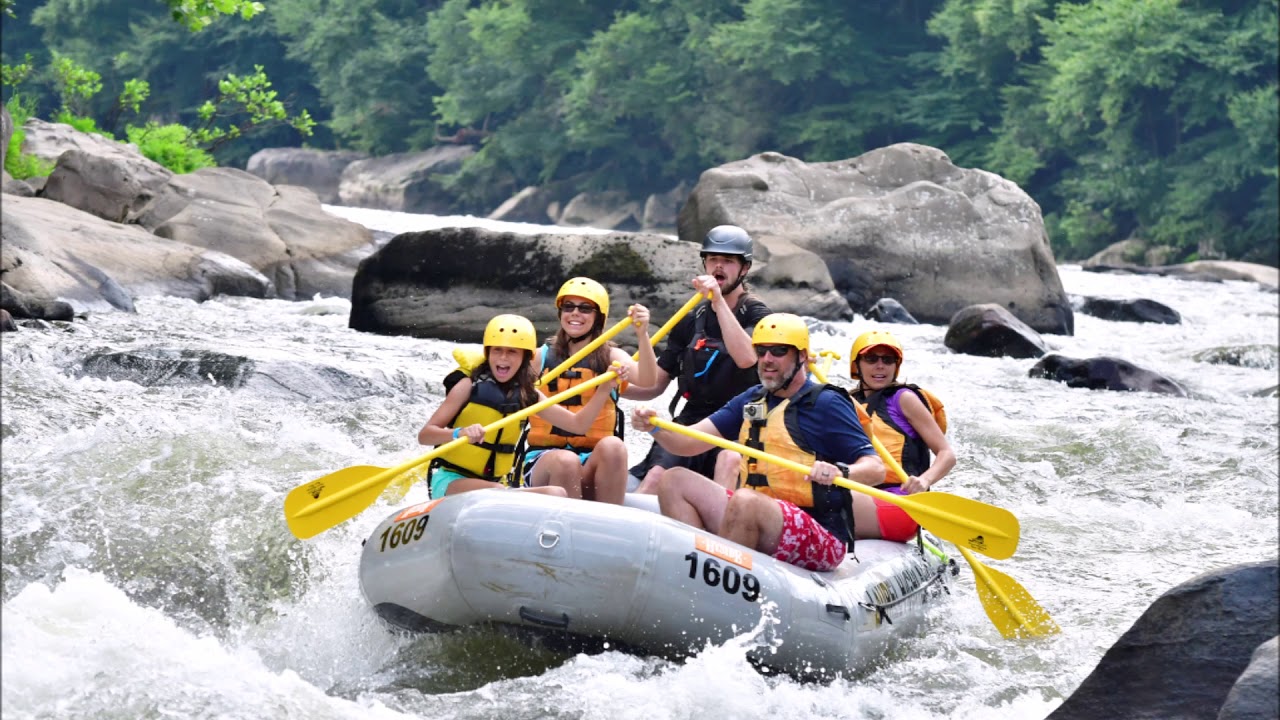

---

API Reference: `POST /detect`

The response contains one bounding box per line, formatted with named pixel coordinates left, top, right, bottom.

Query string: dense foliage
left=2, top=0, right=1275, bottom=263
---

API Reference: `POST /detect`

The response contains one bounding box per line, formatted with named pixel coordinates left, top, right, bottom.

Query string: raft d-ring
left=538, top=530, right=561, bottom=549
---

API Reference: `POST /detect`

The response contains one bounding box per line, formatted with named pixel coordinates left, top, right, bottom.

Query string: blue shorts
left=429, top=468, right=468, bottom=499
left=521, top=448, right=591, bottom=486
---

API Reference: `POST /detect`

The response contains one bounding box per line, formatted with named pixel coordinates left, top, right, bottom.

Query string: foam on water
left=2, top=208, right=1276, bottom=719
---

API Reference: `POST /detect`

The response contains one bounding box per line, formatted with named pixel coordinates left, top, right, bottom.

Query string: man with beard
left=629, top=313, right=884, bottom=571
left=627, top=225, right=772, bottom=493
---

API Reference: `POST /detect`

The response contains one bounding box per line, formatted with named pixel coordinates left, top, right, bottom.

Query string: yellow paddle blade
left=959, top=546, right=1060, bottom=638
left=283, top=465, right=394, bottom=540
left=832, top=478, right=1020, bottom=559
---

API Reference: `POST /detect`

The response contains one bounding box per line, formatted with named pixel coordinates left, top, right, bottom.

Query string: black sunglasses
left=559, top=302, right=598, bottom=314
left=754, top=345, right=792, bottom=358
left=860, top=353, right=899, bottom=365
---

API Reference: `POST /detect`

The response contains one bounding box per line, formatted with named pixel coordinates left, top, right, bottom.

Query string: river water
left=3, top=206, right=1277, bottom=719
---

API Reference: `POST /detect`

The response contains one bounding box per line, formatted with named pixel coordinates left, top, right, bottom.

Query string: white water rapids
left=2, top=206, right=1277, bottom=719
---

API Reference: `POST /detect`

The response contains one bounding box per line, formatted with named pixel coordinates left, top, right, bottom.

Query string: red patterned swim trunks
left=770, top=497, right=847, bottom=571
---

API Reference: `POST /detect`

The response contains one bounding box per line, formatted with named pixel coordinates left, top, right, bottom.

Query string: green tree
left=1005, top=0, right=1277, bottom=261
left=272, top=0, right=439, bottom=154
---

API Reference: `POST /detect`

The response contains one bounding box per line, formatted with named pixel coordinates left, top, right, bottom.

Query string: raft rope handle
left=855, top=563, right=951, bottom=625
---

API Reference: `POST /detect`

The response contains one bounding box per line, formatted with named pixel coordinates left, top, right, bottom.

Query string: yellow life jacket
left=852, top=384, right=946, bottom=487
left=736, top=383, right=854, bottom=545
left=433, top=369, right=524, bottom=483
left=524, top=344, right=621, bottom=451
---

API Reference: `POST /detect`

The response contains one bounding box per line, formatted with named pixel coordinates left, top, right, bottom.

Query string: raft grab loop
left=856, top=563, right=952, bottom=626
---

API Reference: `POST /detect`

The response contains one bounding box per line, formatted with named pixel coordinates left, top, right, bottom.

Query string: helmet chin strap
left=721, top=262, right=750, bottom=297
left=777, top=350, right=805, bottom=390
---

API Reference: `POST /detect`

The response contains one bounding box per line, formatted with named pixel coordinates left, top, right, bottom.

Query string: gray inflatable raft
left=359, top=490, right=956, bottom=678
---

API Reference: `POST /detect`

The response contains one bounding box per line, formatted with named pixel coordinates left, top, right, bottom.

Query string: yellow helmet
left=555, top=277, right=610, bottom=321
left=752, top=313, right=809, bottom=354
left=849, top=330, right=904, bottom=379
left=483, top=314, right=537, bottom=352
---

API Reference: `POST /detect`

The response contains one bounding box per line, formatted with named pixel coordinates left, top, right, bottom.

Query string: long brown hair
left=552, top=308, right=612, bottom=374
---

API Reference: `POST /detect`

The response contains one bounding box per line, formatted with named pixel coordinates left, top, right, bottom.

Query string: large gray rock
left=1028, top=354, right=1187, bottom=396
left=1218, top=636, right=1279, bottom=720
left=349, top=227, right=699, bottom=341
left=245, top=147, right=368, bottom=204
left=1, top=195, right=271, bottom=312
left=134, top=167, right=373, bottom=299
left=944, top=303, right=1048, bottom=358
left=679, top=144, right=1074, bottom=334
left=347, top=225, right=846, bottom=341
left=1049, top=561, right=1279, bottom=720
left=338, top=145, right=475, bottom=214
left=1078, top=296, right=1182, bottom=324
left=41, top=147, right=174, bottom=223
left=77, top=347, right=397, bottom=401
left=559, top=190, right=642, bottom=230
left=20, top=117, right=135, bottom=165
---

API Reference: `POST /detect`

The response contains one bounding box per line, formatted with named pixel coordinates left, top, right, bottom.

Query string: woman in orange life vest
left=417, top=313, right=623, bottom=498
left=522, top=277, right=657, bottom=504
left=847, top=330, right=956, bottom=542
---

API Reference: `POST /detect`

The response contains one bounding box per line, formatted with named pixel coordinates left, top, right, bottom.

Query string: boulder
left=1028, top=354, right=1187, bottom=396
left=20, top=117, right=135, bottom=165
left=943, top=303, right=1048, bottom=358
left=77, top=348, right=397, bottom=401
left=1, top=195, right=271, bottom=312
left=348, top=226, right=697, bottom=341
left=864, top=298, right=918, bottom=324
left=338, top=145, right=475, bottom=214
left=1078, top=296, right=1181, bottom=324
left=1218, top=636, right=1279, bottom=720
left=1, top=281, right=75, bottom=321
left=1048, top=561, right=1278, bottom=720
left=41, top=146, right=174, bottom=223
left=348, top=225, right=847, bottom=341
left=0, top=308, right=16, bottom=332
left=560, top=190, right=642, bottom=231
left=1181, top=261, right=1279, bottom=289
left=3, top=176, right=35, bottom=197
left=641, top=181, right=688, bottom=231
left=1192, top=345, right=1278, bottom=370
left=679, top=144, right=1073, bottom=333
left=134, top=167, right=373, bottom=299
left=244, top=147, right=368, bottom=204
left=488, top=186, right=560, bottom=224
left=1083, top=238, right=1178, bottom=267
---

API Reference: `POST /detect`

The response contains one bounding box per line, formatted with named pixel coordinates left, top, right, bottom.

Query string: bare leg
left=523, top=485, right=568, bottom=497
left=657, top=467, right=730, bottom=532
left=580, top=436, right=627, bottom=504
left=720, top=488, right=784, bottom=555
left=635, top=464, right=666, bottom=495
left=528, top=449, right=584, bottom=499
left=712, top=450, right=742, bottom=490
left=851, top=494, right=883, bottom=539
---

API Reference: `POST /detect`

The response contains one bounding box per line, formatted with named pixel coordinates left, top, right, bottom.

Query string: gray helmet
left=700, top=225, right=753, bottom=263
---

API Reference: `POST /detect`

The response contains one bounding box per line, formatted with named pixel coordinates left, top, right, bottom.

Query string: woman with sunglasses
left=521, top=277, right=657, bottom=504
left=847, top=330, right=955, bottom=541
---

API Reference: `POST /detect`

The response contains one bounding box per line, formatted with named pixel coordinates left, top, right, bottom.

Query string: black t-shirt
left=657, top=293, right=771, bottom=422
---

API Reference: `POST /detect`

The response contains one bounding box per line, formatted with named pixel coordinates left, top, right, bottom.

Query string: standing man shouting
left=627, top=225, right=772, bottom=492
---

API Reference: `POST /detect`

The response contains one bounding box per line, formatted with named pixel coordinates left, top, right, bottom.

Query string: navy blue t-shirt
left=708, top=378, right=876, bottom=463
